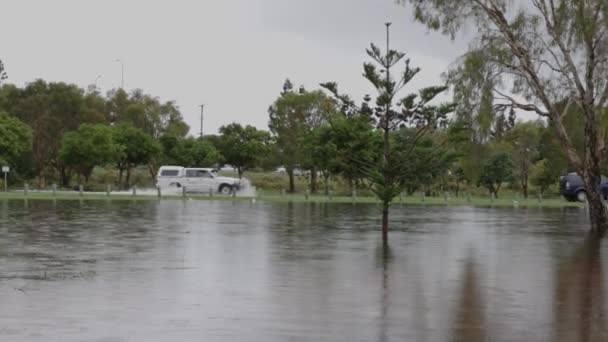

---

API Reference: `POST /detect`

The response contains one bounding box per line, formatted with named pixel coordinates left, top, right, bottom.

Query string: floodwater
left=0, top=200, right=606, bottom=342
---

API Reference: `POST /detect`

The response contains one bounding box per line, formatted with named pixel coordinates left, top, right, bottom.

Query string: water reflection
left=376, top=244, right=392, bottom=342
left=553, top=236, right=607, bottom=341
left=450, top=250, right=487, bottom=342
left=0, top=200, right=607, bottom=341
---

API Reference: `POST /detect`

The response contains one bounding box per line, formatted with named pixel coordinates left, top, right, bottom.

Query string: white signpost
left=2, top=166, right=9, bottom=192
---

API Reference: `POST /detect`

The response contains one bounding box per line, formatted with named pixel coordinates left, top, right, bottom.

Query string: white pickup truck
left=156, top=166, right=242, bottom=195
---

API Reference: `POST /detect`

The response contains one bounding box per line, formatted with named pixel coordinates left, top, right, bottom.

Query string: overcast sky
left=1, top=0, right=470, bottom=135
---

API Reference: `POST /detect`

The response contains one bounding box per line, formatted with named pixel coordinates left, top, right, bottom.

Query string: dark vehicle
left=560, top=173, right=608, bottom=202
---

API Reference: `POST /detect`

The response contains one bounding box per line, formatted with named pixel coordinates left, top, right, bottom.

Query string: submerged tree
left=322, top=24, right=454, bottom=245
left=402, top=0, right=608, bottom=236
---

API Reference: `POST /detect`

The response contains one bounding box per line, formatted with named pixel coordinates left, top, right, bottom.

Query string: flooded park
left=0, top=199, right=606, bottom=341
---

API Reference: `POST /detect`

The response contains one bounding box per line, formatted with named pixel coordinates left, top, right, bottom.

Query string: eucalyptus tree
left=322, top=26, right=454, bottom=245
left=268, top=87, right=333, bottom=193
left=402, top=0, right=608, bottom=235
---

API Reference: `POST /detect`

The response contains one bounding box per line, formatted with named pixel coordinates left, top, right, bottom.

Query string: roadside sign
left=2, top=166, right=9, bottom=173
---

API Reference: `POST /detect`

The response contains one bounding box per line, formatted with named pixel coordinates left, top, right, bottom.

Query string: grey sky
left=1, top=0, right=468, bottom=135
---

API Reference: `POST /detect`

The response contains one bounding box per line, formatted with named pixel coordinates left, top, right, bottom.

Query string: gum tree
left=402, top=0, right=608, bottom=236
left=322, top=24, right=453, bottom=245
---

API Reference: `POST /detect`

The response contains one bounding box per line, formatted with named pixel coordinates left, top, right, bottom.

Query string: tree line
left=0, top=62, right=587, bottom=199
left=0, top=74, right=273, bottom=190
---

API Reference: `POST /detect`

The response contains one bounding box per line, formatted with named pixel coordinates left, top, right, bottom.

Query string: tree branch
left=492, top=88, right=549, bottom=116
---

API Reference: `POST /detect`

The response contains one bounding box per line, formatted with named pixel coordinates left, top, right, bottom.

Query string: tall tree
left=322, top=27, right=453, bottom=245
left=403, top=0, right=608, bottom=235
left=218, top=123, right=271, bottom=178
left=6, top=81, right=94, bottom=186
left=268, top=88, right=332, bottom=193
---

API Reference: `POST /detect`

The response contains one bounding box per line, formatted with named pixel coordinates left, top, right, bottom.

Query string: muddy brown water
left=0, top=199, right=606, bottom=341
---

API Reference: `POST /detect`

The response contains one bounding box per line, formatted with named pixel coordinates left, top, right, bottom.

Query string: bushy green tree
left=163, top=137, right=221, bottom=168
left=530, top=159, right=556, bottom=195
left=0, top=111, right=32, bottom=168
left=112, top=124, right=160, bottom=189
left=60, top=124, right=121, bottom=184
left=217, top=123, right=272, bottom=178
left=479, top=153, right=513, bottom=198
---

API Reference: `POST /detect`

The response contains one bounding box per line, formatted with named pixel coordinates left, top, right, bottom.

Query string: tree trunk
left=125, top=168, right=131, bottom=190
left=148, top=164, right=158, bottom=182
left=237, top=167, right=243, bottom=179
left=582, top=166, right=608, bottom=237
left=60, top=168, right=71, bottom=188
left=310, top=168, right=318, bottom=194
left=118, top=169, right=124, bottom=189
left=521, top=160, right=529, bottom=199
left=382, top=202, right=389, bottom=246
left=323, top=173, right=330, bottom=196
left=287, top=169, right=295, bottom=193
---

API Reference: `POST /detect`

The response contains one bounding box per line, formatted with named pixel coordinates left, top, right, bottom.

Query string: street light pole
left=199, top=104, right=204, bottom=139
left=94, top=75, right=102, bottom=89
left=114, top=59, right=124, bottom=89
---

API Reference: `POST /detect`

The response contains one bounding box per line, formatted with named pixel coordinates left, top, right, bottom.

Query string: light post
left=94, top=75, right=102, bottom=88
left=114, top=59, right=124, bottom=89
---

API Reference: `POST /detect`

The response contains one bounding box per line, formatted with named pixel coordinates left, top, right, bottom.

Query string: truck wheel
left=219, top=184, right=233, bottom=196
left=576, top=190, right=587, bottom=202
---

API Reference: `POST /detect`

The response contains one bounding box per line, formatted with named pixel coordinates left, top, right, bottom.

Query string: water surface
left=0, top=200, right=606, bottom=341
